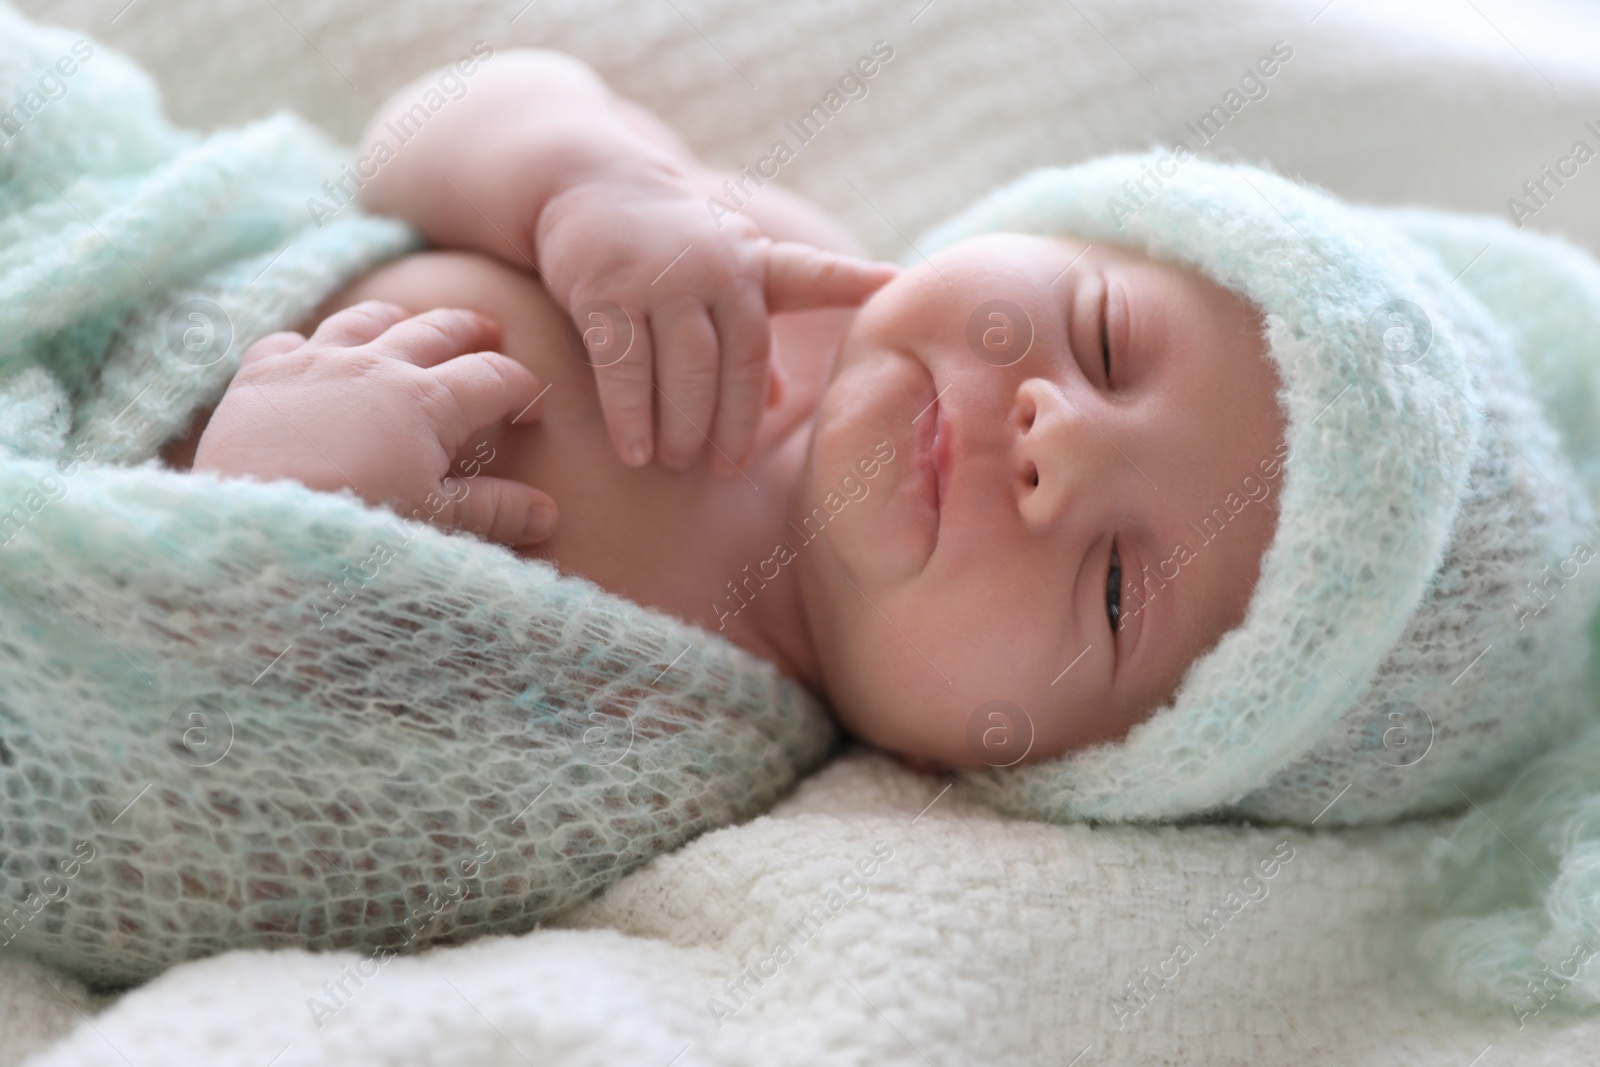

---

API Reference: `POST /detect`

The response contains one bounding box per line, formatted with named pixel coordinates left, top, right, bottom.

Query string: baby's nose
left=1010, top=376, right=1120, bottom=528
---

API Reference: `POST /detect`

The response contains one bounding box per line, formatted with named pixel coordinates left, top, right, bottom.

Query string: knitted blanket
left=0, top=3, right=835, bottom=989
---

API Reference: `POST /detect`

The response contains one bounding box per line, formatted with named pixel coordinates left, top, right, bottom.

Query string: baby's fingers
left=651, top=301, right=720, bottom=471
left=376, top=307, right=502, bottom=368
left=708, top=289, right=771, bottom=478
left=764, top=242, right=900, bottom=313
left=582, top=302, right=655, bottom=467
left=308, top=300, right=413, bottom=348
left=238, top=330, right=306, bottom=369
left=424, top=350, right=547, bottom=455
left=437, top=475, right=559, bottom=546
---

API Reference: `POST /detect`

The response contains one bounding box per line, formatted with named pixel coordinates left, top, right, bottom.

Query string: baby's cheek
left=833, top=636, right=964, bottom=762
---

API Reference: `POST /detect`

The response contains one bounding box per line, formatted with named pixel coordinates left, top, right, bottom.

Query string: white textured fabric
left=16, top=751, right=1600, bottom=1067
left=9, top=0, right=1600, bottom=1064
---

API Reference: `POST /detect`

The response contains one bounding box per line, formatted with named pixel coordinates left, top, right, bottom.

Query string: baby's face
left=794, top=233, right=1287, bottom=769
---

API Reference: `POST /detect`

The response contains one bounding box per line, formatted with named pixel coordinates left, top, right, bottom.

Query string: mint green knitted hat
left=918, top=152, right=1600, bottom=827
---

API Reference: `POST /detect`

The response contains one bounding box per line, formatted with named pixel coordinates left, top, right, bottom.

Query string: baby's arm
left=357, top=49, right=898, bottom=475
left=357, top=49, right=867, bottom=260
left=357, top=49, right=658, bottom=269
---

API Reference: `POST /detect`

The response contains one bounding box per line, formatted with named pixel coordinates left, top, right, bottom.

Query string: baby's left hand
left=192, top=301, right=559, bottom=547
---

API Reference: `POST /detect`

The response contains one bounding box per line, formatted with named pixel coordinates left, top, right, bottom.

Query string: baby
left=161, top=48, right=1287, bottom=771
left=16, top=16, right=1600, bottom=1012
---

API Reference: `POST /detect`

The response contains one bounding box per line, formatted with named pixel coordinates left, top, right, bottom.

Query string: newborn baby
left=162, top=49, right=1286, bottom=771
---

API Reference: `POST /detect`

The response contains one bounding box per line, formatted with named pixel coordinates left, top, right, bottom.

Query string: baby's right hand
left=535, top=164, right=899, bottom=475
left=192, top=302, right=559, bottom=547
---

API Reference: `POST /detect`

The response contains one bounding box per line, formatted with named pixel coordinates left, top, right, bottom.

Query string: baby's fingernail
left=625, top=440, right=650, bottom=466
left=523, top=502, right=555, bottom=540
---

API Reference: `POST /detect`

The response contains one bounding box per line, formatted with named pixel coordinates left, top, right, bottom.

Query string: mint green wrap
left=0, top=5, right=835, bottom=989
